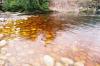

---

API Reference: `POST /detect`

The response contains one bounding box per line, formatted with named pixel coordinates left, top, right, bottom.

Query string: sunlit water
left=0, top=13, right=100, bottom=66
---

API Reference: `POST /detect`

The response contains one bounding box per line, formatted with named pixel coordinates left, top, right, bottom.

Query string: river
left=0, top=13, right=100, bottom=66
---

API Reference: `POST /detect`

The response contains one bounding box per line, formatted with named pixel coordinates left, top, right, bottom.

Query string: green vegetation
left=2, top=0, right=49, bottom=12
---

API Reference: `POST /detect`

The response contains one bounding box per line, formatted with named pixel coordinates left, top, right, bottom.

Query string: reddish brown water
left=0, top=13, right=100, bottom=66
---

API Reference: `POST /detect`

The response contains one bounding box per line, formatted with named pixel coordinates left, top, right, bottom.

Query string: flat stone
left=0, top=48, right=7, bottom=55
left=8, top=57, right=17, bottom=64
left=0, top=40, right=7, bottom=47
left=0, top=18, right=5, bottom=21
left=55, top=62, right=63, bottom=66
left=96, top=63, right=100, bottom=66
left=74, top=62, right=84, bottom=66
left=0, top=59, right=5, bottom=65
left=21, top=63, right=31, bottom=66
left=0, top=55, right=6, bottom=60
left=43, top=55, right=55, bottom=66
left=60, top=57, right=74, bottom=65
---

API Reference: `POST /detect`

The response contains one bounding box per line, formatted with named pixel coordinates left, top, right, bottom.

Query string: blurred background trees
left=2, top=0, right=49, bottom=12
left=0, top=0, right=100, bottom=14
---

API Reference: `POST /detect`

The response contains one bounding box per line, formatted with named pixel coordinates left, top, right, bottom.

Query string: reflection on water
left=15, top=15, right=67, bottom=44
left=0, top=13, right=100, bottom=66
left=1, top=14, right=100, bottom=43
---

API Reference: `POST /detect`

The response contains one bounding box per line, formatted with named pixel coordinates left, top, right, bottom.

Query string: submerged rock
left=0, top=40, right=7, bottom=47
left=55, top=62, right=63, bottom=66
left=0, top=59, right=5, bottom=65
left=74, top=62, right=84, bottom=66
left=43, top=55, right=55, bottom=66
left=60, top=57, right=74, bottom=65
left=0, top=34, right=3, bottom=38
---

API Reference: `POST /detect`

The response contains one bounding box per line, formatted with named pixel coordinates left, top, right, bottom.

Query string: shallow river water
left=0, top=13, right=100, bottom=66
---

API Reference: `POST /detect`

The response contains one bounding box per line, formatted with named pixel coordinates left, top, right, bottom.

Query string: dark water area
left=0, top=13, right=100, bottom=66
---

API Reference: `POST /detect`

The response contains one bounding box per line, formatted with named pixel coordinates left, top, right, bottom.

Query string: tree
left=2, top=0, right=49, bottom=12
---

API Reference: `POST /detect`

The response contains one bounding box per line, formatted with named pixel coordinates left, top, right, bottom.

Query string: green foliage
left=2, top=0, right=24, bottom=12
left=3, top=0, right=49, bottom=12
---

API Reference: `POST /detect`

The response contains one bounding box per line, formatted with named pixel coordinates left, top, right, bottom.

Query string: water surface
left=0, top=13, right=100, bottom=66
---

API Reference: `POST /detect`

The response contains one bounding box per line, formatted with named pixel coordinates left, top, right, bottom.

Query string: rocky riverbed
left=0, top=13, right=100, bottom=66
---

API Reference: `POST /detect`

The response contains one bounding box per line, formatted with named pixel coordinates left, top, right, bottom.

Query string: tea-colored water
left=0, top=13, right=100, bottom=66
